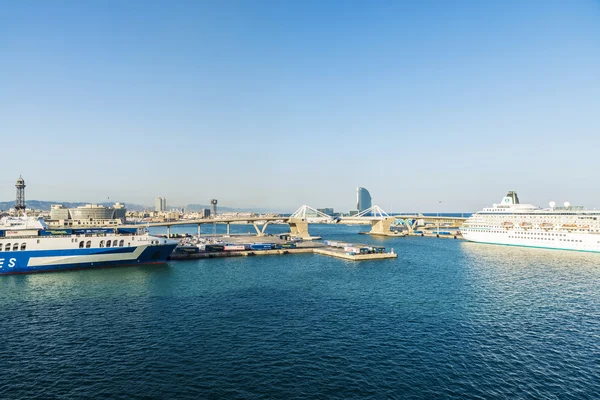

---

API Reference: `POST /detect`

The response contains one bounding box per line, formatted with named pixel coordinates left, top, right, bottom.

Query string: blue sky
left=1, top=0, right=599, bottom=212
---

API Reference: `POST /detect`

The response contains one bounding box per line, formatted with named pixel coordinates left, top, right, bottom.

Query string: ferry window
left=99, top=240, right=104, bottom=248
left=86, top=241, right=91, bottom=248
left=113, top=241, right=118, bottom=247
left=5, top=243, right=10, bottom=251
left=106, top=240, right=111, bottom=247
left=21, top=243, right=26, bottom=251
left=119, top=240, right=124, bottom=247
left=79, top=241, right=84, bottom=248
left=13, top=243, right=19, bottom=251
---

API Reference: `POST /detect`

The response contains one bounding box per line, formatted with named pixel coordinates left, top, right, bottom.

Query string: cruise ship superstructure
left=0, top=216, right=177, bottom=275
left=460, top=191, right=600, bottom=252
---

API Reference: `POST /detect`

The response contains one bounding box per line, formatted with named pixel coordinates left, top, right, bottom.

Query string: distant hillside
left=0, top=200, right=284, bottom=214
left=0, top=200, right=149, bottom=212
left=185, top=204, right=282, bottom=213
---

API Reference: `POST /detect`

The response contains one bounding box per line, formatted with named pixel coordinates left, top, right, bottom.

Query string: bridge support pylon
left=288, top=217, right=311, bottom=239
left=396, top=218, right=416, bottom=234
left=370, top=217, right=396, bottom=235
left=252, top=221, right=273, bottom=237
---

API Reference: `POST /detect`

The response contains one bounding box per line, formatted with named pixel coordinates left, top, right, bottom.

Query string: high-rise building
left=357, top=187, right=372, bottom=213
left=155, top=197, right=167, bottom=212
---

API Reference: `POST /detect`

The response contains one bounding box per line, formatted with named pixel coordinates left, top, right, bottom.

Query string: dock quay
left=409, top=232, right=464, bottom=239
left=360, top=231, right=407, bottom=237
left=169, top=236, right=397, bottom=262
left=313, top=247, right=397, bottom=260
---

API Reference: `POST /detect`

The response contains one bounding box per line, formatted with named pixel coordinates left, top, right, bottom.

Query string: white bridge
left=121, top=205, right=466, bottom=239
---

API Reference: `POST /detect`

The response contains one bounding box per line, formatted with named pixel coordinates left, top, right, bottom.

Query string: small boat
left=541, top=222, right=553, bottom=230
left=521, top=222, right=532, bottom=229
left=503, top=221, right=514, bottom=228
left=562, top=224, right=577, bottom=230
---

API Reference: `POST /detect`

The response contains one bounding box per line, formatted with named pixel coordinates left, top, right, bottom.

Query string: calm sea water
left=1, top=225, right=599, bottom=399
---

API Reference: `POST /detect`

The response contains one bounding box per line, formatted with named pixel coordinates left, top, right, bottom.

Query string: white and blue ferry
left=0, top=216, right=177, bottom=275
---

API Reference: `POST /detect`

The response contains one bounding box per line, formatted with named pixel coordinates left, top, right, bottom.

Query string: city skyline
left=1, top=1, right=599, bottom=212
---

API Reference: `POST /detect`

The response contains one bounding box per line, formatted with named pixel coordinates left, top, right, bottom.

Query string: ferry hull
left=0, top=243, right=177, bottom=275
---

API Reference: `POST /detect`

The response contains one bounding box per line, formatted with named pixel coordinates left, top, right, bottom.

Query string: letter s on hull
left=8, top=258, right=16, bottom=268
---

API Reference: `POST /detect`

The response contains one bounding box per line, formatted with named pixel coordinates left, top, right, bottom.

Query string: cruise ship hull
left=0, top=243, right=178, bottom=275
left=461, top=229, right=600, bottom=253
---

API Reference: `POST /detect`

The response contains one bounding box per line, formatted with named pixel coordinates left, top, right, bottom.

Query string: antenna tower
left=210, top=199, right=218, bottom=238
left=15, top=176, right=26, bottom=214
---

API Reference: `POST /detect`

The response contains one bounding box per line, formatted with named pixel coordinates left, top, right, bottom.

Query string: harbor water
left=1, top=225, right=599, bottom=399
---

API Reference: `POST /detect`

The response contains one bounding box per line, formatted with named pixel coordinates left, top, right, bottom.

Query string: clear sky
left=1, top=0, right=599, bottom=213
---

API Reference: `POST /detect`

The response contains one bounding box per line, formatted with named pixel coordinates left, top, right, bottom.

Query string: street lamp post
left=437, top=201, right=442, bottom=235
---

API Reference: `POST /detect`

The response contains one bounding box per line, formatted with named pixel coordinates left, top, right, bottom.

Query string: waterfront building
left=317, top=208, right=335, bottom=215
left=155, top=197, right=167, bottom=212
left=48, top=203, right=127, bottom=227
left=357, top=187, right=372, bottom=213
left=50, top=204, right=70, bottom=220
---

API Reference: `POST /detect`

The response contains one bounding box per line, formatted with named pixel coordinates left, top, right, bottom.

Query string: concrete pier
left=169, top=237, right=397, bottom=262
left=313, top=248, right=397, bottom=260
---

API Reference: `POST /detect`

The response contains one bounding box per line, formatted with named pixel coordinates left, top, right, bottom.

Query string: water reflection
left=458, top=241, right=600, bottom=317
left=460, top=241, right=600, bottom=273
left=0, top=264, right=172, bottom=304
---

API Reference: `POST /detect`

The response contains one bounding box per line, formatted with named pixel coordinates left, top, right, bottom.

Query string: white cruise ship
left=460, top=191, right=600, bottom=252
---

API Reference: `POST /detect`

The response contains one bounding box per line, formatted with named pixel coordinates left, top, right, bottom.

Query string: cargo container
left=173, top=245, right=200, bottom=255
left=205, top=244, right=225, bottom=252
left=250, top=243, right=273, bottom=250
left=344, top=246, right=361, bottom=253
left=223, top=245, right=245, bottom=251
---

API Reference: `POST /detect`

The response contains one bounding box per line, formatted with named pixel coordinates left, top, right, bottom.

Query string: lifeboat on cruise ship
left=503, top=221, right=514, bottom=229
left=541, top=222, right=553, bottom=230
left=521, top=222, right=532, bottom=229
left=562, top=224, right=577, bottom=230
